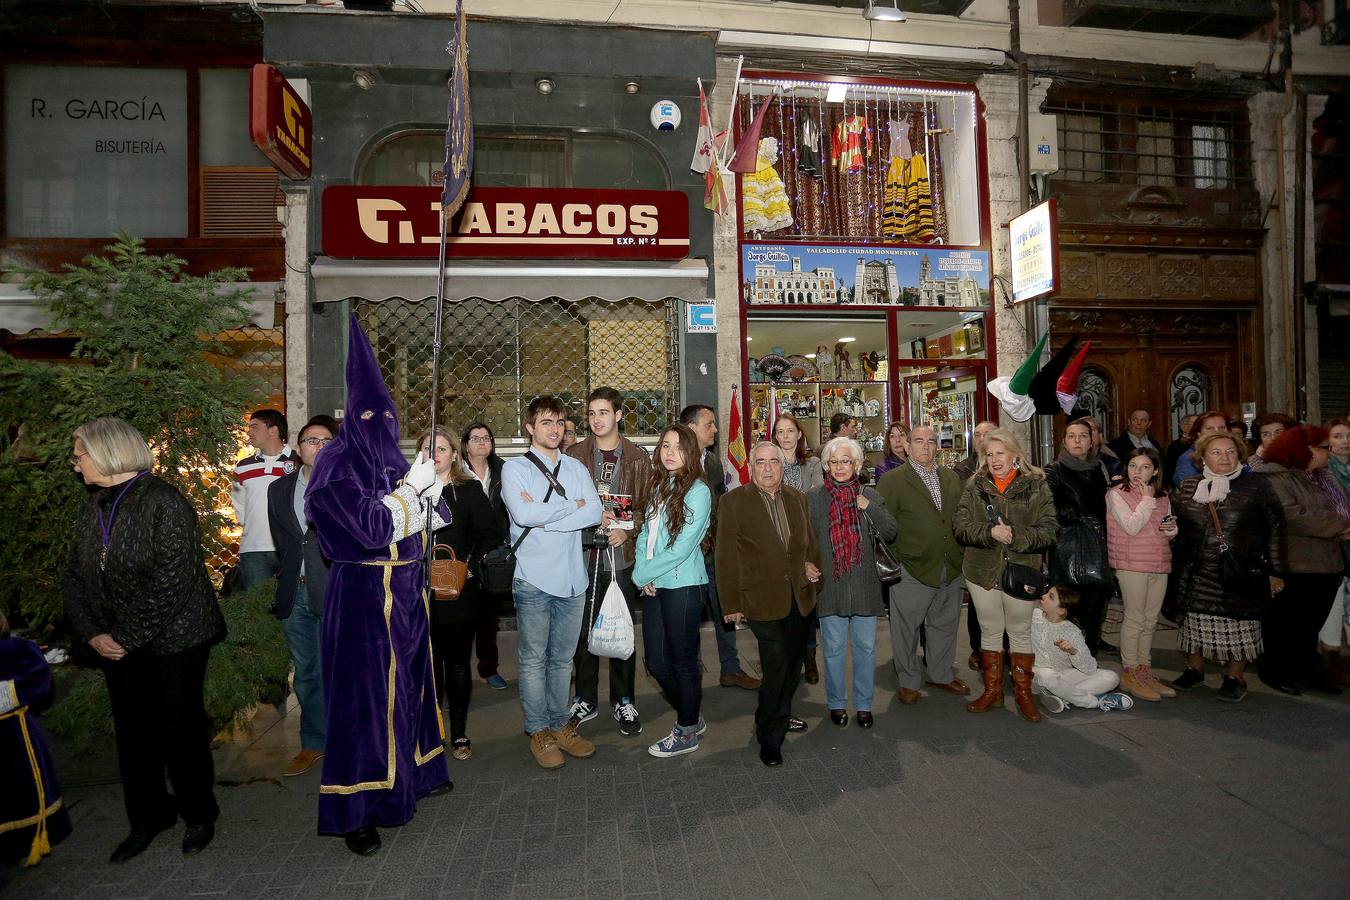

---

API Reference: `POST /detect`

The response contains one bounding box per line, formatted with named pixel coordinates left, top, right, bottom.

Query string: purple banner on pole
left=441, top=0, right=473, bottom=219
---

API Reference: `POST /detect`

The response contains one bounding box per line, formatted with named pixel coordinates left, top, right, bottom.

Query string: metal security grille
left=1046, top=98, right=1253, bottom=190
left=354, top=297, right=679, bottom=443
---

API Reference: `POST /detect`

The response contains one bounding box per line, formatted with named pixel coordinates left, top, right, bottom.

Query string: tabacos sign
left=249, top=64, right=312, bottom=179
left=321, top=186, right=690, bottom=260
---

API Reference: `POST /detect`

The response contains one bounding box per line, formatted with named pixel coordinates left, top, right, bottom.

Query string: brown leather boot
left=965, top=650, right=1004, bottom=713
left=1009, top=653, right=1041, bottom=723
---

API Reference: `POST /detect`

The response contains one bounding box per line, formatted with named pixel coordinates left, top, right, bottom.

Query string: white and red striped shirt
left=230, top=448, right=298, bottom=554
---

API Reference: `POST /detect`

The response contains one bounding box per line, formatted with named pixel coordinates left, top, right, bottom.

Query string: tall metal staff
left=427, top=0, right=474, bottom=549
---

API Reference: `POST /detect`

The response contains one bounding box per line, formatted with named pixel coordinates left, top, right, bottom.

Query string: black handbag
left=863, top=510, right=903, bottom=585
left=479, top=453, right=563, bottom=594
left=977, top=487, right=1049, bottom=600
left=1050, top=518, right=1113, bottom=591
left=1206, top=503, right=1267, bottom=594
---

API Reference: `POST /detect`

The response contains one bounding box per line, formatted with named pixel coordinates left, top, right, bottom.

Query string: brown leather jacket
left=1261, top=463, right=1349, bottom=575
left=715, top=483, right=820, bottom=621
left=565, top=435, right=651, bottom=569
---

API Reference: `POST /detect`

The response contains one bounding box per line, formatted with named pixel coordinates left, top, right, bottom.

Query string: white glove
left=403, top=452, right=438, bottom=494
left=419, top=477, right=444, bottom=504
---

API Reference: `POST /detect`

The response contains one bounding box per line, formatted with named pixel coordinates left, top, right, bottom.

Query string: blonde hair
left=418, top=426, right=470, bottom=486
left=1193, top=431, right=1249, bottom=466
left=979, top=428, right=1044, bottom=478
left=73, top=417, right=153, bottom=476
left=821, top=436, right=864, bottom=472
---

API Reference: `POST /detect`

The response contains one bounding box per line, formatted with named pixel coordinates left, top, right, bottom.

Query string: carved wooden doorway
left=1048, top=306, right=1255, bottom=443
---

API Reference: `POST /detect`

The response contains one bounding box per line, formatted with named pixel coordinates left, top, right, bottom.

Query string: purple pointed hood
left=306, top=315, right=408, bottom=510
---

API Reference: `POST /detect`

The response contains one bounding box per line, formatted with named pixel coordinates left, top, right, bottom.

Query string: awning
left=310, top=257, right=710, bottom=305
left=0, top=282, right=279, bottom=334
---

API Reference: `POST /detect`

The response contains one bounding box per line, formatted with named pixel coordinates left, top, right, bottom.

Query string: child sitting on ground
left=1031, top=586, right=1134, bottom=714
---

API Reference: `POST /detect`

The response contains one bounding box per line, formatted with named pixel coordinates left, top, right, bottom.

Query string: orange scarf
left=992, top=470, right=1017, bottom=494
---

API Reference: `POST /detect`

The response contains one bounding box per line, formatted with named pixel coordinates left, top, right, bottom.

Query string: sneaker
left=1138, top=665, right=1177, bottom=699
left=530, top=731, right=564, bottom=770
left=1217, top=676, right=1247, bottom=703
left=552, top=721, right=596, bottom=758
left=1120, top=667, right=1161, bottom=702
left=695, top=716, right=707, bottom=736
left=1172, top=667, right=1205, bottom=691
left=568, top=697, right=597, bottom=725
left=613, top=698, right=642, bottom=736
left=1040, top=695, right=1067, bottom=714
left=1097, top=692, right=1135, bottom=711
left=485, top=674, right=508, bottom=690
left=648, top=728, right=699, bottom=758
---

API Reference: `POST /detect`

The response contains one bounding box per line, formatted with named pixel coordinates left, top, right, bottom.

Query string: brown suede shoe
left=897, top=687, right=920, bottom=705
left=926, top=678, right=971, bottom=696
left=720, top=671, right=761, bottom=690
left=530, top=731, right=565, bottom=770
left=552, top=722, right=596, bottom=758
left=283, top=748, right=323, bottom=778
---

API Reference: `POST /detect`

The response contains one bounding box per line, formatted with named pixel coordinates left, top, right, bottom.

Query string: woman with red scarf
left=805, top=437, right=897, bottom=728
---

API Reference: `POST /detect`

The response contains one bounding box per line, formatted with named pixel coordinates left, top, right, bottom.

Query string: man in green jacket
left=877, top=426, right=970, bottom=704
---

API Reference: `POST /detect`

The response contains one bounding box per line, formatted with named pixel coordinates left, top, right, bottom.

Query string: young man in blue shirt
left=502, top=396, right=603, bottom=769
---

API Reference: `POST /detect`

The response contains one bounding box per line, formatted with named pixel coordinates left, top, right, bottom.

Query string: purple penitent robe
left=306, top=315, right=449, bottom=836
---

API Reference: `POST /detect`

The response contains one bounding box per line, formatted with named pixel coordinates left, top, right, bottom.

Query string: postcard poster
left=599, top=492, right=634, bottom=530
left=742, top=243, right=991, bottom=308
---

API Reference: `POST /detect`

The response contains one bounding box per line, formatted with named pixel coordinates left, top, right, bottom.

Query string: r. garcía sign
left=321, top=186, right=691, bottom=260
left=249, top=64, right=312, bottom=179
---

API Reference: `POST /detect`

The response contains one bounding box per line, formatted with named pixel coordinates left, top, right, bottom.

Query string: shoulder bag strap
left=1205, top=502, right=1230, bottom=551
left=524, top=451, right=567, bottom=499
left=508, top=469, right=558, bottom=553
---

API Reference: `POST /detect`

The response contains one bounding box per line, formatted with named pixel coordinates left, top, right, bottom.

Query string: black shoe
left=1172, top=667, right=1205, bottom=691
left=829, top=709, right=848, bottom=727
left=1302, top=673, right=1344, bottom=695
left=1097, top=639, right=1119, bottom=655
left=759, top=745, right=783, bottom=767
left=181, top=823, right=214, bottom=856
left=344, top=825, right=381, bottom=857
left=855, top=711, right=874, bottom=729
left=425, top=781, right=453, bottom=798
left=109, top=820, right=175, bottom=864
left=1217, top=676, right=1247, bottom=703
left=1269, top=681, right=1302, bottom=696
left=787, top=716, right=807, bottom=733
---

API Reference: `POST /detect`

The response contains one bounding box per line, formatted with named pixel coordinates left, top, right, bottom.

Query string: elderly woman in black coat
left=64, top=418, right=225, bottom=863
left=1170, top=432, right=1284, bottom=703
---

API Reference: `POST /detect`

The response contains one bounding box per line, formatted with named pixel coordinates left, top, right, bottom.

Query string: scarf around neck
left=1057, top=448, right=1099, bottom=472
left=824, top=476, right=864, bottom=579
left=1193, top=464, right=1239, bottom=504
left=992, top=469, right=1018, bottom=494
left=1329, top=454, right=1350, bottom=494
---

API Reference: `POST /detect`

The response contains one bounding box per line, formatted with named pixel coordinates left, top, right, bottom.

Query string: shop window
left=746, top=316, right=888, bottom=456
left=902, top=367, right=981, bottom=469
left=896, top=310, right=986, bottom=361
left=353, top=297, right=678, bottom=442
left=357, top=128, right=668, bottom=190
left=734, top=78, right=983, bottom=245
left=4, top=64, right=189, bottom=237
left=1171, top=364, right=1212, bottom=438
left=1046, top=94, right=1252, bottom=191
left=1074, top=366, right=1114, bottom=431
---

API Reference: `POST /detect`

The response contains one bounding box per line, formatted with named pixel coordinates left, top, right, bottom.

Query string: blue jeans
left=702, top=554, right=743, bottom=676
left=281, top=583, right=326, bottom=751
left=513, top=578, right=585, bottom=735
left=819, top=615, right=877, bottom=712
left=642, top=585, right=704, bottom=728
left=238, top=551, right=278, bottom=591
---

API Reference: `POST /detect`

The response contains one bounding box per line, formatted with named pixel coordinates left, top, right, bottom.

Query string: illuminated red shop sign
left=321, top=186, right=690, bottom=260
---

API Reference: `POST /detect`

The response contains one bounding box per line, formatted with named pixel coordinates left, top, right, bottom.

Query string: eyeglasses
left=71, top=451, right=89, bottom=466
left=467, top=436, right=492, bottom=444
left=299, top=437, right=332, bottom=448
left=1314, top=444, right=1330, bottom=450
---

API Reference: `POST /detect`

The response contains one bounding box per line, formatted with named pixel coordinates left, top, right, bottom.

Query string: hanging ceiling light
left=863, top=0, right=906, bottom=22
left=534, top=77, right=555, bottom=95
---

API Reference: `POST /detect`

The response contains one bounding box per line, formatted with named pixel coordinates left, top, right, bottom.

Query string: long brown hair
left=772, top=412, right=810, bottom=464
left=417, top=425, right=470, bottom=486
left=646, top=424, right=711, bottom=552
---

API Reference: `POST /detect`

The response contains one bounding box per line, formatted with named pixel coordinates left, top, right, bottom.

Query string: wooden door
left=1048, top=307, right=1254, bottom=445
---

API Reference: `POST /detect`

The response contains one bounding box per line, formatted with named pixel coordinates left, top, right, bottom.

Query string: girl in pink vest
left=1107, top=447, right=1179, bottom=701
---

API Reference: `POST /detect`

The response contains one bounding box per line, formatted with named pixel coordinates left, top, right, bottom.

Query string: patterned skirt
left=1180, top=612, right=1262, bottom=662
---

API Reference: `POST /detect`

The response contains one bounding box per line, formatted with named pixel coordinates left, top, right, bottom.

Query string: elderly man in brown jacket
left=717, top=441, right=822, bottom=767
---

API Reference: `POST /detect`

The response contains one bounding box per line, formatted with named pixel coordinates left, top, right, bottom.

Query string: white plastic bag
left=589, top=548, right=635, bottom=660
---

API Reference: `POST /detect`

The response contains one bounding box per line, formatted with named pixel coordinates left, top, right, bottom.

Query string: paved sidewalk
left=8, top=611, right=1350, bottom=899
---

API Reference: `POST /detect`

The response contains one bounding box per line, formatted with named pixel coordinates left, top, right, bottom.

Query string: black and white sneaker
left=568, top=697, right=597, bottom=725
left=1172, top=667, right=1205, bottom=691
left=613, top=698, right=642, bottom=736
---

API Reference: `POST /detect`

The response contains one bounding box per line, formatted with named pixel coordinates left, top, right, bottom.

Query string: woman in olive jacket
left=1257, top=425, right=1350, bottom=696
left=953, top=429, right=1060, bottom=722
left=1170, top=432, right=1284, bottom=703
left=64, top=418, right=225, bottom=863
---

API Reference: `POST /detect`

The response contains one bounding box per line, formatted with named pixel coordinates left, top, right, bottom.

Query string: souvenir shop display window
left=899, top=365, right=983, bottom=469
left=735, top=76, right=983, bottom=246
left=746, top=316, right=889, bottom=459
left=896, top=310, right=987, bottom=361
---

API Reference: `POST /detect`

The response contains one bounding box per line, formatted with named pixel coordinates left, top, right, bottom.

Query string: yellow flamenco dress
left=741, top=137, right=794, bottom=233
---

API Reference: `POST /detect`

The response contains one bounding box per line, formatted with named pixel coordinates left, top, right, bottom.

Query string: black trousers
left=1262, top=573, right=1341, bottom=686
left=573, top=564, right=639, bottom=706
left=103, top=644, right=218, bottom=831
left=432, top=621, right=475, bottom=741
left=748, top=603, right=806, bottom=752
left=1076, top=586, right=1112, bottom=656
left=474, top=590, right=503, bottom=679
